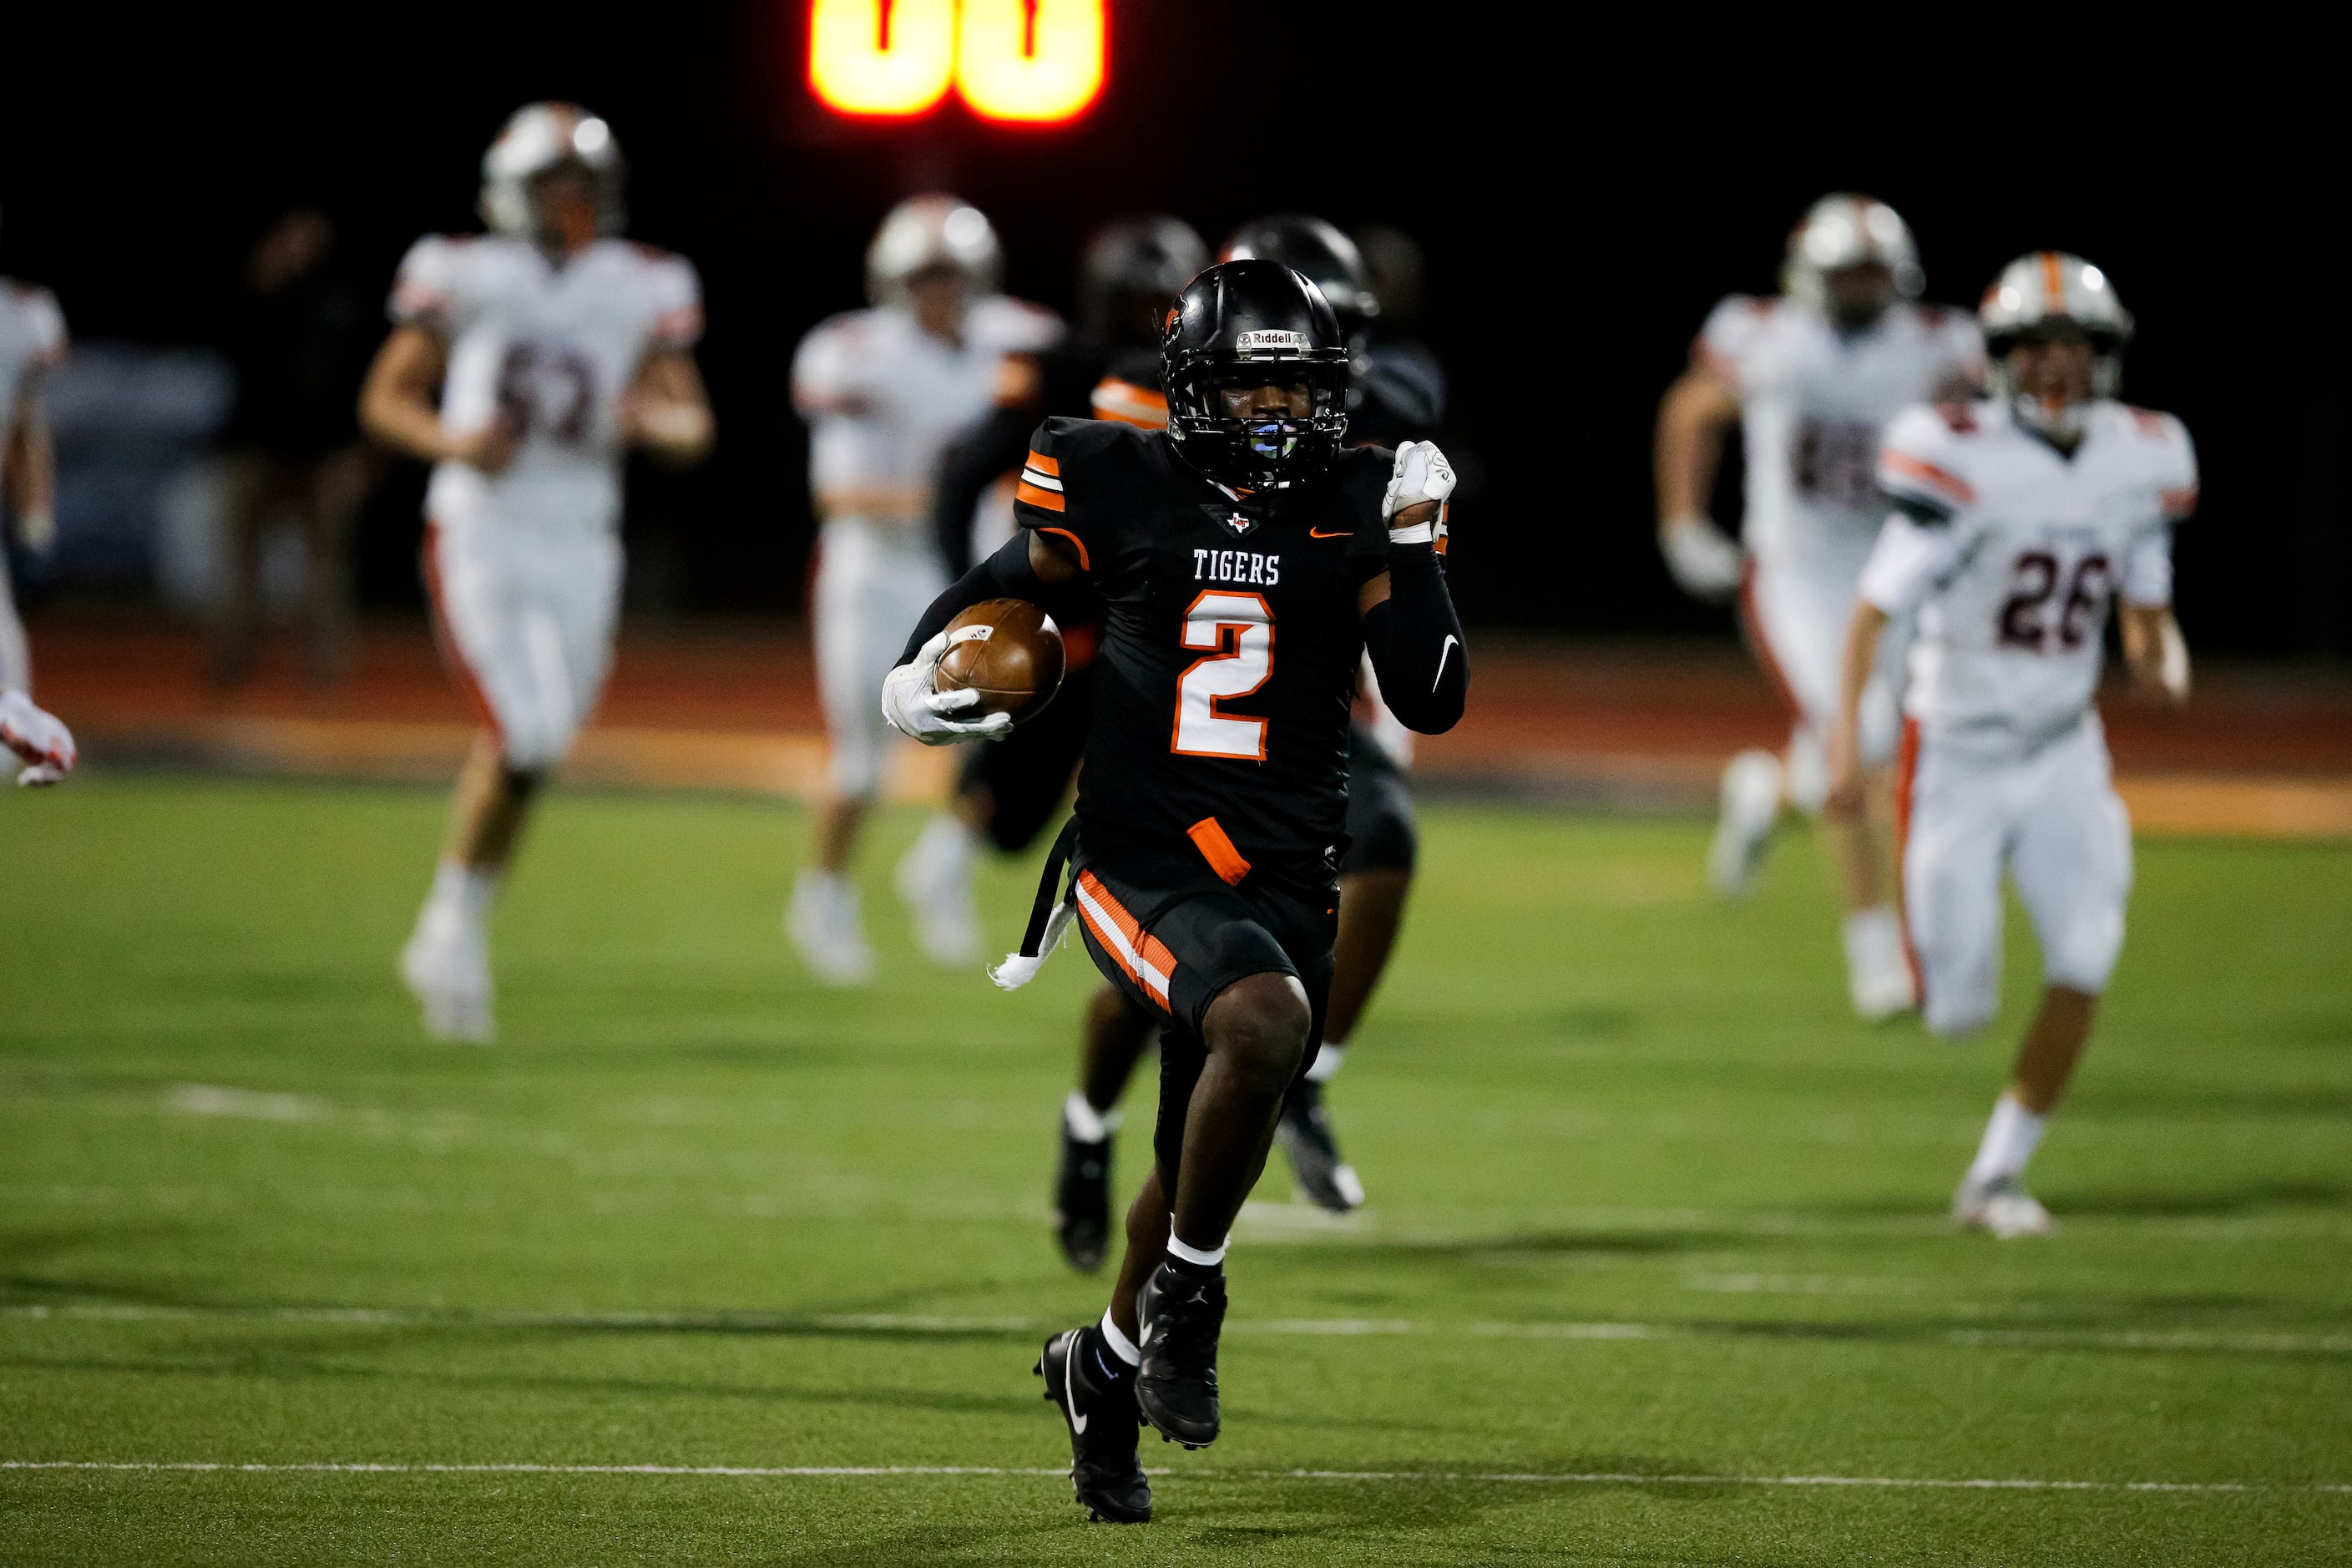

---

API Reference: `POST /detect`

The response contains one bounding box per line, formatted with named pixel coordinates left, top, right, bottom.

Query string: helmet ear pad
left=1161, top=260, right=1353, bottom=494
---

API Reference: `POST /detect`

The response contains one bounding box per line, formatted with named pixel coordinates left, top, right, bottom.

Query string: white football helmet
left=1980, top=250, right=2133, bottom=392
left=1781, top=194, right=1924, bottom=311
left=866, top=195, right=1002, bottom=309
left=479, top=102, right=626, bottom=240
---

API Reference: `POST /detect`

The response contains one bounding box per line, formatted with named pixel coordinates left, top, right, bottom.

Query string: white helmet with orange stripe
left=480, top=103, right=626, bottom=243
left=1781, top=195, right=1924, bottom=327
left=866, top=195, right=1003, bottom=310
left=1981, top=251, right=2134, bottom=438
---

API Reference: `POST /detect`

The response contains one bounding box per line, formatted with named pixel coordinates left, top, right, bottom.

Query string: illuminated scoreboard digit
left=808, top=0, right=1105, bottom=124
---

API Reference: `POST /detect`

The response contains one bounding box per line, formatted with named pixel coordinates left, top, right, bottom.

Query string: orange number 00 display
left=807, top=0, right=1105, bottom=123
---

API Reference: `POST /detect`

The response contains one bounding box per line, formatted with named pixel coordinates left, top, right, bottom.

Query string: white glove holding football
left=1660, top=514, right=1744, bottom=602
left=1382, top=440, right=1457, bottom=543
left=881, top=630, right=1015, bottom=745
left=1, top=689, right=76, bottom=785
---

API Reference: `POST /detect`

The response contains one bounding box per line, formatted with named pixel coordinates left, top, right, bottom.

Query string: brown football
left=935, top=599, right=1066, bottom=723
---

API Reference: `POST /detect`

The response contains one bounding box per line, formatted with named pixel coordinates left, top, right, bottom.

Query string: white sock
left=1966, top=1093, right=2046, bottom=1186
left=1098, top=1308, right=1141, bottom=1366
left=912, top=812, right=972, bottom=878
left=1064, top=1090, right=1121, bottom=1144
left=1166, top=1231, right=1228, bottom=1268
left=1305, top=1044, right=1347, bottom=1084
left=1843, top=906, right=1901, bottom=969
left=429, top=860, right=499, bottom=919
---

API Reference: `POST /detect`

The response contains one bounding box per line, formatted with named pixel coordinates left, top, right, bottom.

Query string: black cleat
left=1275, top=1078, right=1364, bottom=1213
left=1034, top=1325, right=1151, bottom=1523
left=1053, top=1125, right=1114, bottom=1272
left=1135, top=1262, right=1225, bottom=1448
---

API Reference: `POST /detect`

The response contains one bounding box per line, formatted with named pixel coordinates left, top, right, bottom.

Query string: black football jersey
left=1013, top=416, right=1391, bottom=874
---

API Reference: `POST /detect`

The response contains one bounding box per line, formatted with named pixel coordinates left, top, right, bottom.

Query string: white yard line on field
left=7, top=1302, right=2349, bottom=1355
left=2, top=1460, right=2345, bottom=1495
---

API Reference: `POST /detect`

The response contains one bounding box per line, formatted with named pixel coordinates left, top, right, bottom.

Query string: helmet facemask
left=1166, top=356, right=1350, bottom=494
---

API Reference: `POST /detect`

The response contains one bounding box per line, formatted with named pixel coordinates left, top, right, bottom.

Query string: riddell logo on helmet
left=1236, top=330, right=1308, bottom=352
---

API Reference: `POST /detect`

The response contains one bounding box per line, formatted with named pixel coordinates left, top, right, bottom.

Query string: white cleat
left=399, top=904, right=494, bottom=1044
left=789, top=870, right=874, bottom=986
left=894, top=817, right=983, bottom=968
left=1707, top=749, right=1784, bottom=899
left=1953, top=1174, right=2052, bottom=1238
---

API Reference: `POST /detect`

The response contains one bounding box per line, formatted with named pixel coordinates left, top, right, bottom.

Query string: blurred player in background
left=213, top=208, right=381, bottom=688
left=0, top=205, right=77, bottom=786
left=882, top=259, right=1467, bottom=1519
left=362, top=103, right=713, bottom=1041
left=1830, top=253, right=2194, bottom=1237
left=1655, top=195, right=1982, bottom=1019
left=788, top=196, right=1060, bottom=983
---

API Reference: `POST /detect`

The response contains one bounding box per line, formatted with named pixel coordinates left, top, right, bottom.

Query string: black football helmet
left=1162, top=260, right=1350, bottom=494
left=1220, top=215, right=1379, bottom=325
left=1080, top=216, right=1210, bottom=346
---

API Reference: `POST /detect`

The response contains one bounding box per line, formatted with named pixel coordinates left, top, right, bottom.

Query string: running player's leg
left=1900, top=736, right=2007, bottom=1044
left=1054, top=980, right=1154, bottom=1272
left=1277, top=728, right=1414, bottom=1211
left=405, top=527, right=616, bottom=1041
left=0, top=539, right=30, bottom=697
left=796, top=523, right=921, bottom=981
left=1746, top=553, right=1912, bottom=1017
left=1957, top=726, right=2132, bottom=1237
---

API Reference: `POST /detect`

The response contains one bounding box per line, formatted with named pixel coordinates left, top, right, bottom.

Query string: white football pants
left=1899, top=716, right=2132, bottom=1038
left=0, top=547, right=28, bottom=693
left=812, top=517, right=946, bottom=797
left=424, top=519, right=621, bottom=772
left=1743, top=549, right=1904, bottom=812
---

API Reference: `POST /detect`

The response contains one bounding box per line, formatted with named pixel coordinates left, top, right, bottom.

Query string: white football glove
left=1660, top=514, right=1744, bottom=602
left=16, top=510, right=56, bottom=554
left=0, top=689, right=76, bottom=784
left=880, top=629, right=1015, bottom=746
left=1382, top=440, right=1457, bottom=543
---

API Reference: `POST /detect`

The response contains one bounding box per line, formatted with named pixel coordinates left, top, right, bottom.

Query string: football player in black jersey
left=924, top=219, right=1210, bottom=1272
left=882, top=260, right=1466, bottom=1522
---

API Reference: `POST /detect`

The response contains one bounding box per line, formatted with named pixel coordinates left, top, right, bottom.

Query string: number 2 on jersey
left=1172, top=591, right=1273, bottom=759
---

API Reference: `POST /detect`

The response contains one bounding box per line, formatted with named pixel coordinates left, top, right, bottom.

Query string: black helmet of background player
left=1221, top=215, right=1380, bottom=329
left=1080, top=216, right=1209, bottom=351
left=1162, top=260, right=1350, bottom=495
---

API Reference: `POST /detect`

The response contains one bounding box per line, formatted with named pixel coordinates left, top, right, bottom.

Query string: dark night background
left=1, top=7, right=2342, bottom=654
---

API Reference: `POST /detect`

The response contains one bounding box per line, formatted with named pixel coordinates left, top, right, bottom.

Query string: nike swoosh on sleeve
left=1433, top=635, right=1458, bottom=691
left=1308, top=529, right=1349, bottom=539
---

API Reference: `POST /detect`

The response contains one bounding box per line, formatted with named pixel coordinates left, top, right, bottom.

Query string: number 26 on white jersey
left=1173, top=591, right=1273, bottom=759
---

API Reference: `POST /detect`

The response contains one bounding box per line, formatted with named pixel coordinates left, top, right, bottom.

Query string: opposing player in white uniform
left=1656, top=195, right=1982, bottom=1019
left=360, top=104, right=714, bottom=1041
left=0, top=210, right=77, bottom=787
left=788, top=196, right=1060, bottom=984
left=1829, top=253, right=2194, bottom=1237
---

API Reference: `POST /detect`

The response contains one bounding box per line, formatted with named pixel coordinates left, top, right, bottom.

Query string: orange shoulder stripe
left=1880, top=449, right=1977, bottom=506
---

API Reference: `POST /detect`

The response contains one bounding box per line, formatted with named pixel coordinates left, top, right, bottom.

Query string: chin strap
left=2011, top=392, right=2087, bottom=445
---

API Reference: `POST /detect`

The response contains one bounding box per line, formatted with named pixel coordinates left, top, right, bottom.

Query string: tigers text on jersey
left=0, top=280, right=67, bottom=442
left=793, top=296, right=1062, bottom=528
left=1697, top=296, right=1982, bottom=564
left=390, top=235, right=702, bottom=536
left=1013, top=417, right=1389, bottom=875
left=1864, top=398, right=2198, bottom=749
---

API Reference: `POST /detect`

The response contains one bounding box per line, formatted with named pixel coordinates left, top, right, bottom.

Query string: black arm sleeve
left=894, top=531, right=1053, bottom=668
left=1363, top=542, right=1466, bottom=734
left=931, top=404, right=1037, bottom=577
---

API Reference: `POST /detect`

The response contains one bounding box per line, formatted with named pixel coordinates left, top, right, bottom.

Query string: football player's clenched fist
left=0, top=690, right=76, bottom=785
left=1382, top=440, right=1456, bottom=542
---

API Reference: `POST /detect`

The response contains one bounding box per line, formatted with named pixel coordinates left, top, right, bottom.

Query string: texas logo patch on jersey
left=1205, top=504, right=1258, bottom=539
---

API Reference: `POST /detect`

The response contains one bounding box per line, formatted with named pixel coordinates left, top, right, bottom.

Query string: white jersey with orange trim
left=0, top=279, right=67, bottom=442
left=390, top=235, right=702, bottom=537
left=1863, top=397, right=2197, bottom=748
left=792, top=296, right=1062, bottom=536
left=1697, top=296, right=1984, bottom=564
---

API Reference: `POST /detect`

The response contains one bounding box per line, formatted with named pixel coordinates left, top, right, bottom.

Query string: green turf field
left=2, top=778, right=2348, bottom=1565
